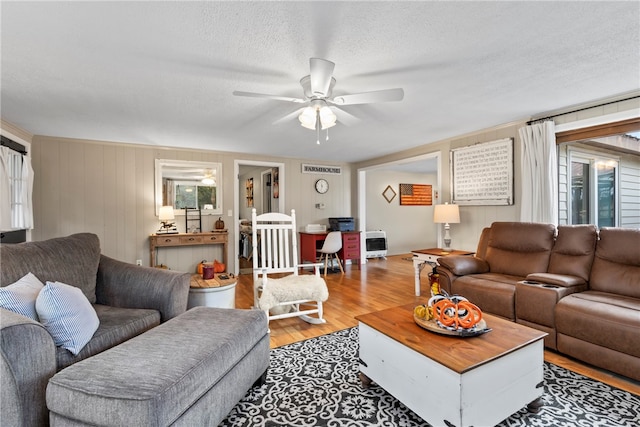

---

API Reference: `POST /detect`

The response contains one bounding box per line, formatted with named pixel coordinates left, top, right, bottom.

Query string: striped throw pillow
left=36, top=281, right=100, bottom=355
left=0, top=272, right=44, bottom=320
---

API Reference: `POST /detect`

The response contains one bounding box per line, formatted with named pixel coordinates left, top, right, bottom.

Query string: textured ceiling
left=1, top=1, right=639, bottom=163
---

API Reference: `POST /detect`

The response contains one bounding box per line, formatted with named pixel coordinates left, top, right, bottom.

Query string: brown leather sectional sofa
left=436, top=222, right=640, bottom=381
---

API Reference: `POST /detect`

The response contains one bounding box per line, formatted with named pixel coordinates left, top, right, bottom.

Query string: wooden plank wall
left=30, top=136, right=352, bottom=272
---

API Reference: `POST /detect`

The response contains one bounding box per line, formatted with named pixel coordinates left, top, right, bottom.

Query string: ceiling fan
left=233, top=58, right=404, bottom=140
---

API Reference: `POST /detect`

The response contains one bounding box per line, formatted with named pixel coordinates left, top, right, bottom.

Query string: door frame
left=357, top=152, right=441, bottom=258
left=234, top=159, right=285, bottom=275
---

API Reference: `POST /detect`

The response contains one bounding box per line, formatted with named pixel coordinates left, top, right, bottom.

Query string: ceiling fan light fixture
left=319, top=106, right=336, bottom=129
left=233, top=57, right=404, bottom=136
left=201, top=169, right=216, bottom=185
left=299, top=106, right=317, bottom=129
left=300, top=120, right=317, bottom=130
left=298, top=112, right=316, bottom=130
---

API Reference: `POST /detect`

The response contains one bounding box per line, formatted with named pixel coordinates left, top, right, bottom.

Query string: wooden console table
left=149, top=231, right=228, bottom=268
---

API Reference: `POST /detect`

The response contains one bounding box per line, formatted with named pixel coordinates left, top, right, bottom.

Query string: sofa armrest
left=438, top=256, right=490, bottom=276
left=96, top=255, right=190, bottom=322
left=526, top=272, right=587, bottom=288
left=1, top=308, right=57, bottom=427
left=435, top=256, right=489, bottom=294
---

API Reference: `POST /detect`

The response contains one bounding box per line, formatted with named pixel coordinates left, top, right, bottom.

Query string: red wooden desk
left=299, top=231, right=361, bottom=269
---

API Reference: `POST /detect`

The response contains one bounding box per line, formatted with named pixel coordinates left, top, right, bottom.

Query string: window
left=174, top=182, right=216, bottom=210
left=569, top=149, right=618, bottom=227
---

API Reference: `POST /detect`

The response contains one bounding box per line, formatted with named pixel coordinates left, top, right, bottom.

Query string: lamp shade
left=319, top=106, right=337, bottom=129
left=299, top=103, right=337, bottom=131
left=159, top=205, right=175, bottom=221
left=433, top=203, right=460, bottom=224
left=299, top=106, right=317, bottom=129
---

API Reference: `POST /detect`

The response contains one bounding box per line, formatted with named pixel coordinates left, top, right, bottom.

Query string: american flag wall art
left=399, top=183, right=432, bottom=206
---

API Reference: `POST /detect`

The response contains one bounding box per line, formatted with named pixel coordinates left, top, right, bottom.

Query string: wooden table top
left=411, top=248, right=475, bottom=256
left=356, top=304, right=547, bottom=374
left=190, top=274, right=237, bottom=289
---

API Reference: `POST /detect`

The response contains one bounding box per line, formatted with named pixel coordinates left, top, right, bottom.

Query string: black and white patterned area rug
left=220, top=327, right=639, bottom=427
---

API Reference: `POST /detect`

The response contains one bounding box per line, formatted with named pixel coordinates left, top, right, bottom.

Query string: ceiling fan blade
left=331, top=107, right=360, bottom=126
left=331, top=88, right=404, bottom=105
left=272, top=108, right=305, bottom=125
left=233, top=91, right=305, bottom=103
left=309, top=58, right=335, bottom=97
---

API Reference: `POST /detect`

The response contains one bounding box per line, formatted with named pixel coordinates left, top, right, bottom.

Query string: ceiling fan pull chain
left=316, top=115, right=320, bottom=145
left=326, top=127, right=330, bottom=142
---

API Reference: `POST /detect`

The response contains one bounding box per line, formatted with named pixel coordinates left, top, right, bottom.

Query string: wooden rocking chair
left=252, top=208, right=329, bottom=325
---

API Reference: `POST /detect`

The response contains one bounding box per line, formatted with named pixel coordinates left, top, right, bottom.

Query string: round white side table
left=188, top=274, right=237, bottom=309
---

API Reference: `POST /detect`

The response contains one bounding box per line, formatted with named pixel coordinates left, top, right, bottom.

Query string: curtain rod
left=527, top=95, right=640, bottom=125
left=1, top=135, right=28, bottom=155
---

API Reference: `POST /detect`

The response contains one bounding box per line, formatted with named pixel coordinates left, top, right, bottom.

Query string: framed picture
left=246, top=178, right=253, bottom=207
left=399, top=183, right=432, bottom=206
left=451, top=138, right=514, bottom=205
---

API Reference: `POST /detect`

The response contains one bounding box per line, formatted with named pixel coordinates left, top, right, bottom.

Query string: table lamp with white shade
left=433, top=203, right=460, bottom=251
left=158, top=205, right=178, bottom=234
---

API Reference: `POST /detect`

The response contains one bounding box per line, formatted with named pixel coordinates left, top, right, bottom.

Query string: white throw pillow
left=36, top=281, right=100, bottom=355
left=0, top=272, right=45, bottom=320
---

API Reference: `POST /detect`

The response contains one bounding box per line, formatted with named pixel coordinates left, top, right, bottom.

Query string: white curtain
left=518, top=121, right=558, bottom=224
left=0, top=146, right=34, bottom=230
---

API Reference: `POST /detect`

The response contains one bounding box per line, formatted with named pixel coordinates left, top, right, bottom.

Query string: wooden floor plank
left=234, top=254, right=640, bottom=396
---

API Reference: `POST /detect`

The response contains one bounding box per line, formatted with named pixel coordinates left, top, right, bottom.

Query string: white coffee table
left=356, top=304, right=547, bottom=427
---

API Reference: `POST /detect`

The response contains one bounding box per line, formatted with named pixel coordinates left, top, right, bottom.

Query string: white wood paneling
left=366, top=169, right=437, bottom=255
left=31, top=136, right=352, bottom=272
left=620, top=158, right=640, bottom=228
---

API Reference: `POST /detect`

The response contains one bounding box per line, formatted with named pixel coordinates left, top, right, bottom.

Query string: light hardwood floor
left=234, top=254, right=639, bottom=396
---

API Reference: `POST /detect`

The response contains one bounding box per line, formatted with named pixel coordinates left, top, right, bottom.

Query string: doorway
left=234, top=160, right=285, bottom=275
left=357, top=152, right=441, bottom=258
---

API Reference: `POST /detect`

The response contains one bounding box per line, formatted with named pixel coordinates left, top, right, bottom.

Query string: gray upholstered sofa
left=1, top=233, right=270, bottom=426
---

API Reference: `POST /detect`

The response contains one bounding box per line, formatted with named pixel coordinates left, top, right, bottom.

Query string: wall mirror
left=155, top=159, right=223, bottom=215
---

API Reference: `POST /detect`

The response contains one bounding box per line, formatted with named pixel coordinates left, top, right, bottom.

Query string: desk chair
left=251, top=208, right=328, bottom=326
left=317, top=231, right=344, bottom=277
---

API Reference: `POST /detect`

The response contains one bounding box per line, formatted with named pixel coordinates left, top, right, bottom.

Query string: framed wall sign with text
left=451, top=138, right=514, bottom=206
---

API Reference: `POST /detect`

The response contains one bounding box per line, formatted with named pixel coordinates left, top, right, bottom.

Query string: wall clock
left=315, top=179, right=329, bottom=194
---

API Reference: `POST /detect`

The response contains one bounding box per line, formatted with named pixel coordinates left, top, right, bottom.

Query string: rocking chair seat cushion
left=258, top=275, right=328, bottom=312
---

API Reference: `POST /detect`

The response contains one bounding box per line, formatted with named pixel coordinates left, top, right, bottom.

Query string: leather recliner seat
left=515, top=224, right=597, bottom=349
left=441, top=222, right=556, bottom=320
left=555, top=227, right=640, bottom=381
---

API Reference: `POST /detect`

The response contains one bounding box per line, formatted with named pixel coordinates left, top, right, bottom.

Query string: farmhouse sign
left=301, top=164, right=342, bottom=175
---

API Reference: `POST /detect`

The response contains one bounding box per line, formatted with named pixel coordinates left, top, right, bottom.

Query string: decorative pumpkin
left=197, top=260, right=207, bottom=275
left=213, top=259, right=226, bottom=273
left=215, top=217, right=225, bottom=230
